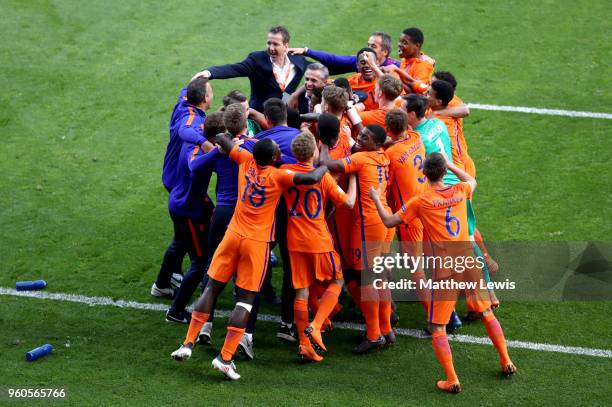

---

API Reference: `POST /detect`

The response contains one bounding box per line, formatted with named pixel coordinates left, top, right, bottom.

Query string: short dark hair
left=333, top=77, right=352, bottom=94
left=430, top=80, right=454, bottom=107
left=253, top=138, right=278, bottom=166
left=433, top=71, right=457, bottom=90
left=203, top=111, right=225, bottom=141
left=223, top=103, right=247, bottom=136
left=365, top=124, right=387, bottom=146
left=269, top=26, right=290, bottom=43
left=423, top=152, right=447, bottom=182
left=356, top=47, right=376, bottom=58
left=322, top=85, right=348, bottom=113
left=222, top=90, right=247, bottom=107
left=403, top=94, right=428, bottom=119
left=377, top=74, right=403, bottom=100
left=385, top=109, right=408, bottom=135
left=187, top=77, right=209, bottom=105
left=286, top=107, right=301, bottom=129
left=263, top=98, right=287, bottom=126
left=318, top=113, right=340, bottom=146
left=402, top=27, right=424, bottom=46
left=371, top=31, right=392, bottom=56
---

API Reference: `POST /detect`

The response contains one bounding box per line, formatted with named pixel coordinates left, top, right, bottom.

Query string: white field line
left=466, top=103, right=612, bottom=119
left=2, top=287, right=611, bottom=359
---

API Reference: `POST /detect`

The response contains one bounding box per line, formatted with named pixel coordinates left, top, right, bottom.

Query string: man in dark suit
left=193, top=26, right=310, bottom=113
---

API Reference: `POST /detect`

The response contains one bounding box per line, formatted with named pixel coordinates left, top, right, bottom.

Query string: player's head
left=385, top=108, right=408, bottom=139
left=264, top=98, right=287, bottom=126
left=267, top=26, right=290, bottom=59
left=223, top=103, right=248, bottom=136
left=375, top=74, right=403, bottom=103
left=368, top=31, right=393, bottom=65
left=427, top=80, right=454, bottom=109
left=423, top=152, right=447, bottom=183
left=187, top=77, right=213, bottom=110
left=304, top=63, right=329, bottom=97
left=203, top=111, right=225, bottom=141
left=433, top=71, right=457, bottom=90
left=291, top=131, right=318, bottom=164
left=321, top=85, right=348, bottom=115
left=402, top=93, right=428, bottom=126
left=317, top=113, right=341, bottom=147
left=356, top=47, right=377, bottom=81
left=253, top=138, right=280, bottom=166
left=222, top=90, right=249, bottom=115
left=333, top=77, right=355, bottom=104
left=398, top=27, right=424, bottom=59
left=357, top=124, right=387, bottom=151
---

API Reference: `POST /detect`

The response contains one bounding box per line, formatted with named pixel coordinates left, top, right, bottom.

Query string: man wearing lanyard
left=193, top=26, right=311, bottom=113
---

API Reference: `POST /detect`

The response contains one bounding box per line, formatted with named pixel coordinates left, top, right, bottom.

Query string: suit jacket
left=207, top=51, right=310, bottom=112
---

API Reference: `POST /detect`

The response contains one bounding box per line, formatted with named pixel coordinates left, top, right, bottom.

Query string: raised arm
left=369, top=186, right=403, bottom=228
left=303, top=49, right=357, bottom=75
left=446, top=158, right=477, bottom=193
left=293, top=165, right=329, bottom=185
left=434, top=104, right=470, bottom=118
left=213, top=132, right=235, bottom=154
left=287, top=85, right=306, bottom=109
left=318, top=144, right=348, bottom=173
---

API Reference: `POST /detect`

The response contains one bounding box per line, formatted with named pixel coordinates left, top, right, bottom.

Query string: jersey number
left=376, top=165, right=389, bottom=185
left=241, top=176, right=266, bottom=208
left=445, top=207, right=460, bottom=237
left=288, top=187, right=322, bottom=219
left=413, top=155, right=426, bottom=184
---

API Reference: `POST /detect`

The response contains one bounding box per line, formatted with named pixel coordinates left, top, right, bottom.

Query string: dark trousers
left=164, top=208, right=212, bottom=314
left=274, top=198, right=294, bottom=324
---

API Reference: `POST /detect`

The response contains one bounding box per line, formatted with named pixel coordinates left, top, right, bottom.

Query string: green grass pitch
left=1, top=0, right=611, bottom=405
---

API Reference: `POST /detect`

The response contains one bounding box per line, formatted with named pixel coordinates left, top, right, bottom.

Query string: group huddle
left=153, top=25, right=516, bottom=392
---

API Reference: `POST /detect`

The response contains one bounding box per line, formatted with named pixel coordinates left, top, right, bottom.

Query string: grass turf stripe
left=2, top=287, right=611, bottom=359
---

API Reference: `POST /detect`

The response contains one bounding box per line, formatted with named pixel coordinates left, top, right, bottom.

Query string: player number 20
left=287, top=187, right=322, bottom=219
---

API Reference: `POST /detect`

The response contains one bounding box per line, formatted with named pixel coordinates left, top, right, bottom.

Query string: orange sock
left=346, top=279, right=361, bottom=306
left=482, top=313, right=511, bottom=366
left=183, top=310, right=209, bottom=346
left=431, top=331, right=459, bottom=383
left=412, top=271, right=430, bottom=312
left=474, top=228, right=489, bottom=257
left=360, top=285, right=380, bottom=341
left=378, top=288, right=392, bottom=335
left=220, top=326, right=245, bottom=361
left=308, top=291, right=320, bottom=314
left=312, top=283, right=341, bottom=330
left=294, top=298, right=310, bottom=346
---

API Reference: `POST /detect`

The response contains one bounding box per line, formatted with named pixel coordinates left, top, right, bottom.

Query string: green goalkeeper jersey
left=414, top=118, right=460, bottom=186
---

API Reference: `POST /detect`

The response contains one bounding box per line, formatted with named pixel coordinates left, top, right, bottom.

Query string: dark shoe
left=352, top=335, right=385, bottom=354
left=383, top=331, right=396, bottom=346
left=276, top=323, right=297, bottom=343
left=165, top=309, right=191, bottom=324
left=446, top=310, right=462, bottom=333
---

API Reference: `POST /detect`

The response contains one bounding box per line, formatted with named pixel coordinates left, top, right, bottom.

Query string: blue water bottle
left=26, top=344, right=54, bottom=361
left=15, top=280, right=47, bottom=291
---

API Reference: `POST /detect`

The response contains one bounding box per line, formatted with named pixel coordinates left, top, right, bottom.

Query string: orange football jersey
left=398, top=182, right=472, bottom=242
left=399, top=57, right=434, bottom=94
left=384, top=130, right=426, bottom=212
left=342, top=150, right=391, bottom=226
left=434, top=95, right=469, bottom=166
left=347, top=73, right=378, bottom=111
left=228, top=145, right=296, bottom=242
left=281, top=163, right=348, bottom=252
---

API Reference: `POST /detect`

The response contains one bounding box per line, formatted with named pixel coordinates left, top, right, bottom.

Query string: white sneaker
left=197, top=322, right=213, bottom=345
left=238, top=334, right=254, bottom=360
left=212, top=355, right=240, bottom=380
left=170, top=273, right=183, bottom=289
left=151, top=283, right=174, bottom=298
left=171, top=344, right=192, bottom=361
